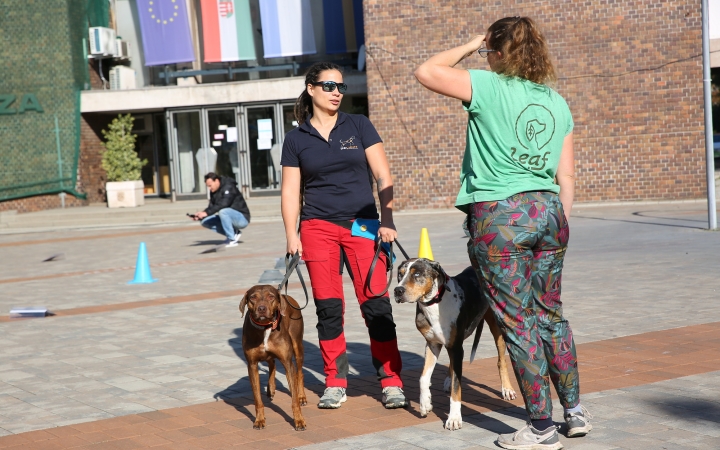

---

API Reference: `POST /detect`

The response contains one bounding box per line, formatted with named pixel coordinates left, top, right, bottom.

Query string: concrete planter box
left=106, top=180, right=145, bottom=208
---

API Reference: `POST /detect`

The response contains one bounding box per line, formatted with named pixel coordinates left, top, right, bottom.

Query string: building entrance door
left=168, top=106, right=242, bottom=197
left=243, top=105, right=280, bottom=192
left=169, top=110, right=205, bottom=195
left=131, top=113, right=171, bottom=197
left=167, top=103, right=295, bottom=198
left=206, top=108, right=240, bottom=182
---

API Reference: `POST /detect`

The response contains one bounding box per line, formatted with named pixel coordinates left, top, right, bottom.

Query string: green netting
left=0, top=0, right=96, bottom=201
left=87, top=0, right=110, bottom=28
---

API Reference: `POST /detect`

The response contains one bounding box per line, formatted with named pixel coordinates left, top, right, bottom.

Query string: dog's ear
left=278, top=293, right=288, bottom=317
left=239, top=291, right=250, bottom=317
left=428, top=260, right=446, bottom=278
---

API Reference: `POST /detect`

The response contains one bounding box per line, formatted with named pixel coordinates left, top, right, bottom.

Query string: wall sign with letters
left=0, top=94, right=44, bottom=115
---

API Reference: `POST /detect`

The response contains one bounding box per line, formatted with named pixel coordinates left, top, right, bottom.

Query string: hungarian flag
left=258, top=0, right=316, bottom=58
left=137, top=0, right=195, bottom=66
left=200, top=0, right=257, bottom=62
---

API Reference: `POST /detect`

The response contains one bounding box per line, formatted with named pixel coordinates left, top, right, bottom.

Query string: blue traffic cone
left=128, top=242, right=157, bottom=284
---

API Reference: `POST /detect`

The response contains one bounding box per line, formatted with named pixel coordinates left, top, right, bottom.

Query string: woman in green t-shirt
left=415, top=16, right=590, bottom=450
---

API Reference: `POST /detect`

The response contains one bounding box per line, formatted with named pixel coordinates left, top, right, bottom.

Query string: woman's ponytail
left=294, top=90, right=313, bottom=126
left=487, top=16, right=556, bottom=85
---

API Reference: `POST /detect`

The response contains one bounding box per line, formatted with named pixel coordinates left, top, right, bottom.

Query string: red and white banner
left=200, top=0, right=256, bottom=62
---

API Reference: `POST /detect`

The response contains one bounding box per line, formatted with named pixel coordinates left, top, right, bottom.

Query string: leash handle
left=365, top=238, right=409, bottom=298
left=277, top=252, right=310, bottom=311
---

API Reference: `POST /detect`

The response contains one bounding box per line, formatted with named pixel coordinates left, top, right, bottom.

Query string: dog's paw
left=444, top=414, right=463, bottom=431
left=299, top=394, right=307, bottom=406
left=502, top=386, right=517, bottom=401
left=443, top=377, right=451, bottom=393
left=419, top=394, right=433, bottom=417
left=266, top=386, right=275, bottom=400
left=253, top=418, right=266, bottom=429
left=294, top=417, right=307, bottom=431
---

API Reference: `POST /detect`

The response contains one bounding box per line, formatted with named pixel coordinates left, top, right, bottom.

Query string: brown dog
left=239, top=285, right=307, bottom=431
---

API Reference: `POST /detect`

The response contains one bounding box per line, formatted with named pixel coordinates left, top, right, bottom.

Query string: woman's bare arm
left=365, top=142, right=397, bottom=243
left=281, top=166, right=303, bottom=255
left=556, top=132, right=575, bottom=219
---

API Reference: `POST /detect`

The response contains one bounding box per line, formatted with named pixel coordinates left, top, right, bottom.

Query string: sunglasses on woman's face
left=311, top=81, right=348, bottom=94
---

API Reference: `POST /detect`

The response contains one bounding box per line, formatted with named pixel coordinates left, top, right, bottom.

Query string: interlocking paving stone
left=0, top=203, right=719, bottom=448
left=294, top=371, right=720, bottom=450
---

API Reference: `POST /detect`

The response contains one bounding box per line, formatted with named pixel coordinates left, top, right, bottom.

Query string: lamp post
left=702, top=0, right=717, bottom=229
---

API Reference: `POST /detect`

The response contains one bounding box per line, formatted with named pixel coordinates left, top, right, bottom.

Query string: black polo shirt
left=281, top=112, right=382, bottom=221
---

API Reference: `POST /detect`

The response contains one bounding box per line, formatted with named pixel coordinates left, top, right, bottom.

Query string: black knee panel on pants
left=360, top=297, right=397, bottom=342
left=315, top=298, right=343, bottom=341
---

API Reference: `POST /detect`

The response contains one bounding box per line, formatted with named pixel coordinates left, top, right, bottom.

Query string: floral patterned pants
left=465, top=191, right=580, bottom=420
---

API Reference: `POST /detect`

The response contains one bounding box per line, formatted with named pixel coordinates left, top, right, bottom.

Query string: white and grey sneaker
left=565, top=406, right=593, bottom=437
left=381, top=386, right=408, bottom=409
left=223, top=238, right=238, bottom=248
left=497, top=423, right=563, bottom=450
left=233, top=229, right=242, bottom=242
left=317, top=387, right=347, bottom=409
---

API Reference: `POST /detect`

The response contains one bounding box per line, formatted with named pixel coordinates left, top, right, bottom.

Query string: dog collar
left=421, top=273, right=450, bottom=307
left=249, top=310, right=280, bottom=330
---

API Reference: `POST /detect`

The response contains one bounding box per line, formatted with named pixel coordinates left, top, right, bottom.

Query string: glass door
left=282, top=104, right=297, bottom=136
left=131, top=113, right=170, bottom=197
left=245, top=106, right=279, bottom=191
left=206, top=109, right=240, bottom=181
left=153, top=113, right=171, bottom=196
left=170, top=110, right=204, bottom=194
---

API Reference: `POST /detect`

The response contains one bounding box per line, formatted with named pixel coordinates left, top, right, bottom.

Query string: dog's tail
left=469, top=320, right=485, bottom=363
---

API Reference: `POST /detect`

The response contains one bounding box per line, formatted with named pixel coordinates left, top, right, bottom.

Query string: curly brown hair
left=486, top=17, right=556, bottom=85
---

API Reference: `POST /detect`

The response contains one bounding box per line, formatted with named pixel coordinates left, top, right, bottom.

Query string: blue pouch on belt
left=351, top=219, right=394, bottom=262
left=351, top=218, right=379, bottom=240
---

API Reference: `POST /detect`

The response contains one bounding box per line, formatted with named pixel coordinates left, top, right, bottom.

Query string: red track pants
left=300, top=219, right=403, bottom=389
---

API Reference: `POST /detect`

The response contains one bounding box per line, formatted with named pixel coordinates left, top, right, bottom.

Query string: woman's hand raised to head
left=460, top=35, right=486, bottom=61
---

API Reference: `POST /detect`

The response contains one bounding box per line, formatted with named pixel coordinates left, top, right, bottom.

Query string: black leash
left=277, top=252, right=310, bottom=311
left=366, top=238, right=410, bottom=298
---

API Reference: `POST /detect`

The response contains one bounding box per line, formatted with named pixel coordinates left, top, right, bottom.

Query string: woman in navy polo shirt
left=281, top=62, right=406, bottom=410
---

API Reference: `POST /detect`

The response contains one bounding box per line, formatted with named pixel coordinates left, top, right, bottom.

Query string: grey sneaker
left=381, top=386, right=408, bottom=409
left=223, top=239, right=238, bottom=248
left=233, top=230, right=242, bottom=242
left=317, top=387, right=347, bottom=409
left=565, top=406, right=593, bottom=437
left=497, top=423, right=563, bottom=450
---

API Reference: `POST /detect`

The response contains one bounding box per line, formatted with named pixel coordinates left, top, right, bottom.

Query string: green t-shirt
left=455, top=70, right=574, bottom=211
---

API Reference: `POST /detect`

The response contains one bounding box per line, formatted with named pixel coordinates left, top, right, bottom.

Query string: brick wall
left=364, top=1, right=706, bottom=209
left=79, top=114, right=113, bottom=203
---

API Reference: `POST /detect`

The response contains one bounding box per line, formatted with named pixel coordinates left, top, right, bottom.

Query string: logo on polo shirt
left=339, top=136, right=359, bottom=150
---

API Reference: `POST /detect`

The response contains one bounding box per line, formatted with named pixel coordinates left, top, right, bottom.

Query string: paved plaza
left=0, top=199, right=719, bottom=449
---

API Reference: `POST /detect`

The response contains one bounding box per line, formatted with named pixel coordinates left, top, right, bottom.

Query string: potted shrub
left=101, top=114, right=148, bottom=208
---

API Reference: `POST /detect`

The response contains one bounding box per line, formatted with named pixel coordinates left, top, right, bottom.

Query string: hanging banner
left=200, top=0, right=256, bottom=62
left=323, top=0, right=364, bottom=54
left=259, top=0, right=317, bottom=58
left=137, top=0, right=195, bottom=66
